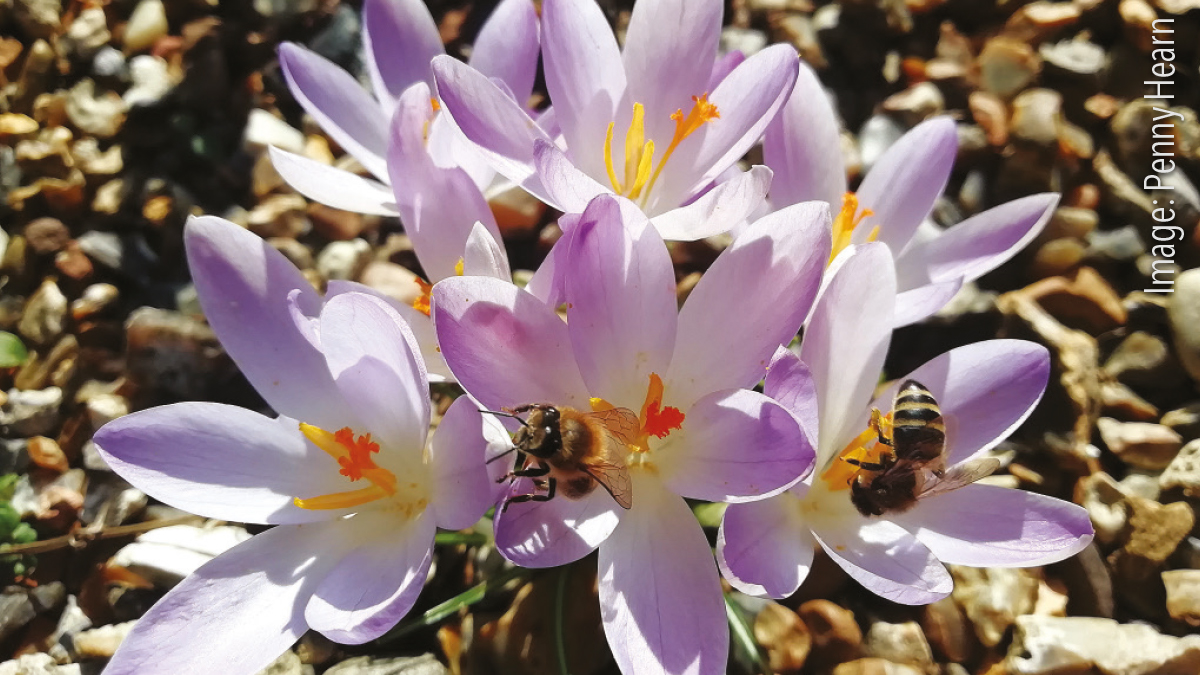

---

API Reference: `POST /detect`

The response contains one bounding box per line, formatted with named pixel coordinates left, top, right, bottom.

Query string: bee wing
left=583, top=459, right=633, bottom=509
left=584, top=407, right=641, bottom=445
left=918, top=457, right=1000, bottom=499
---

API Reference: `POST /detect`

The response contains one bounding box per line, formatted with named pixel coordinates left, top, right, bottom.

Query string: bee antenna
left=479, top=409, right=529, bottom=427
left=486, top=446, right=519, bottom=465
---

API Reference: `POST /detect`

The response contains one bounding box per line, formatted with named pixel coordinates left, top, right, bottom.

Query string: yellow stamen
left=641, top=94, right=720, bottom=201
left=821, top=410, right=892, bottom=490
left=295, top=423, right=398, bottom=509
left=454, top=257, right=465, bottom=276
left=604, top=122, right=624, bottom=194
left=830, top=193, right=878, bottom=265
left=411, top=277, right=434, bottom=317
left=624, top=103, right=647, bottom=191
left=601, top=95, right=719, bottom=204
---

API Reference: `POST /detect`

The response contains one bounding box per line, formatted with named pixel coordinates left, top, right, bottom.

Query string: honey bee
left=487, top=404, right=637, bottom=513
left=844, top=380, right=999, bottom=517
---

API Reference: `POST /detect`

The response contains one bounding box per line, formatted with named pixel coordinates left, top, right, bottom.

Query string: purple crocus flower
left=765, top=61, right=1058, bottom=326
left=92, top=223, right=496, bottom=675
left=432, top=0, right=800, bottom=240
left=717, top=243, right=1093, bottom=604
left=432, top=193, right=828, bottom=674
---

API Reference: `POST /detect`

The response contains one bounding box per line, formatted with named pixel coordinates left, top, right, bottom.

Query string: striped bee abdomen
left=891, top=380, right=945, bottom=461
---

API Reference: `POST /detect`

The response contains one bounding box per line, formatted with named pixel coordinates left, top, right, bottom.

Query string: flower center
left=821, top=410, right=892, bottom=491
left=830, top=193, right=880, bottom=265
left=590, top=373, right=685, bottom=462
left=411, top=258, right=465, bottom=317
left=294, top=423, right=401, bottom=510
left=603, top=95, right=720, bottom=206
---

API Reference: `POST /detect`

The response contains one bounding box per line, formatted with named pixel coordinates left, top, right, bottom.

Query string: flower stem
left=375, top=565, right=530, bottom=644
left=555, top=565, right=571, bottom=675
left=433, top=531, right=488, bottom=546
left=724, top=593, right=769, bottom=675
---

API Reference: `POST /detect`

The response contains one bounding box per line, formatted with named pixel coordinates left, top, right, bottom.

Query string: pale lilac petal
left=462, top=221, right=512, bottom=280
left=494, top=481, right=622, bottom=567
left=622, top=0, right=721, bottom=146
left=763, top=347, right=818, bottom=448
left=268, top=147, right=398, bottom=216
left=431, top=56, right=554, bottom=193
left=565, top=195, right=676, bottom=405
left=813, top=519, right=953, bottom=605
left=541, top=0, right=626, bottom=182
left=429, top=397, right=494, bottom=530
left=799, top=243, right=895, bottom=466
left=599, top=477, right=727, bottom=675
left=523, top=230, right=568, bottom=307
left=670, top=201, right=830, bottom=403
left=709, top=50, right=744, bottom=90
left=388, top=83, right=502, bottom=282
left=102, top=521, right=336, bottom=675
left=917, top=193, right=1059, bottom=284
left=320, top=293, right=430, bottom=459
left=94, top=403, right=349, bottom=524
left=655, top=44, right=798, bottom=202
left=894, top=484, right=1093, bottom=567
left=718, top=494, right=815, bottom=598
left=185, top=216, right=351, bottom=430
left=307, top=510, right=434, bottom=643
left=660, top=388, right=812, bottom=502
left=326, top=281, right=452, bottom=383
left=892, top=278, right=963, bottom=328
left=875, top=340, right=1050, bottom=466
left=470, top=0, right=540, bottom=102
left=278, top=43, right=389, bottom=180
left=362, top=0, right=443, bottom=113
left=648, top=165, right=771, bottom=240
left=534, top=140, right=610, bottom=213
left=433, top=277, right=589, bottom=411
left=763, top=60, right=846, bottom=209
left=856, top=117, right=957, bottom=252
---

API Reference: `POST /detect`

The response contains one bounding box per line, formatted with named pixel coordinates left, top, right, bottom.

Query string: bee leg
left=499, top=478, right=557, bottom=513
left=844, top=457, right=888, bottom=471
left=495, top=461, right=551, bottom=484
left=870, top=409, right=893, bottom=446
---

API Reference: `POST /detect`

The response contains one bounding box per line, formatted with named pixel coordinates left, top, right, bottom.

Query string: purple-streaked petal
left=718, top=494, right=815, bottom=598
left=307, top=509, right=434, bottom=643
left=429, top=397, right=494, bottom=530
left=433, top=277, right=589, bottom=411
left=565, top=194, right=676, bottom=406
left=813, top=519, right=953, bottom=605
left=669, top=201, right=830, bottom=403
left=326, top=281, right=451, bottom=383
left=764, top=347, right=818, bottom=448
left=431, top=56, right=554, bottom=194
left=648, top=165, right=771, bottom=240
left=856, top=117, right=957, bottom=252
left=660, top=388, right=812, bottom=502
left=362, top=0, right=443, bottom=113
left=103, top=522, right=336, bottom=675
left=621, top=0, right=721, bottom=146
left=278, top=43, right=389, bottom=180
left=799, top=243, right=895, bottom=467
left=875, top=340, right=1050, bottom=466
left=389, top=83, right=502, bottom=282
left=470, top=0, right=540, bottom=102
left=763, top=60, right=846, bottom=209
left=185, top=216, right=351, bottom=430
left=320, top=293, right=430, bottom=459
left=541, top=0, right=626, bottom=182
left=534, top=140, right=610, bottom=213
left=94, top=404, right=349, bottom=524
left=917, top=193, right=1059, bottom=285
left=462, top=221, right=512, bottom=280
left=268, top=147, right=398, bottom=216
left=599, top=476, right=727, bottom=675
left=709, top=50, right=744, bottom=90
left=892, top=278, right=963, bottom=328
left=494, top=480, right=622, bottom=567
left=894, top=483, right=1093, bottom=567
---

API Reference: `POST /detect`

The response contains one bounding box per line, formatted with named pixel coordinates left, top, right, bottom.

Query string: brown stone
left=55, top=242, right=94, bottom=282
left=1020, top=266, right=1127, bottom=333
left=23, top=217, right=70, bottom=255
left=969, top=92, right=1008, bottom=146
left=1096, top=418, right=1183, bottom=470
left=797, top=600, right=863, bottom=669
left=27, top=436, right=68, bottom=473
left=922, top=598, right=973, bottom=663
left=1004, top=1, right=1082, bottom=44
left=754, top=602, right=811, bottom=674
left=1122, top=497, right=1194, bottom=565
left=832, top=658, right=922, bottom=675
left=1164, top=570, right=1200, bottom=626
left=308, top=203, right=366, bottom=241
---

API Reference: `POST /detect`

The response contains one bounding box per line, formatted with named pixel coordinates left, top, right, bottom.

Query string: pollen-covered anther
left=603, top=94, right=719, bottom=204
left=829, top=193, right=879, bottom=265
left=294, top=423, right=399, bottom=510
left=411, top=277, right=434, bottom=317
left=821, top=410, right=892, bottom=490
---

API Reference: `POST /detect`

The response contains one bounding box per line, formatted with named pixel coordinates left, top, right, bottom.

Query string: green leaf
left=0, top=503, right=19, bottom=542
left=11, top=522, right=35, bottom=545
left=375, top=565, right=530, bottom=644
left=0, top=332, right=28, bottom=368
left=725, top=593, right=770, bottom=675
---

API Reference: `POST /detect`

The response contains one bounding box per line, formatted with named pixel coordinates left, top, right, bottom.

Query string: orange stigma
left=590, top=373, right=685, bottom=455
left=830, top=193, right=880, bottom=265
left=821, top=410, right=892, bottom=490
left=294, top=423, right=399, bottom=510
left=603, top=95, right=719, bottom=205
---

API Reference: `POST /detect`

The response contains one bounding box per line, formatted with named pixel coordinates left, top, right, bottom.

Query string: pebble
left=244, top=109, right=306, bottom=155
left=977, top=38, right=1041, bottom=98
left=317, top=239, right=372, bottom=282
left=881, top=83, right=943, bottom=125
left=124, top=307, right=225, bottom=401
left=1160, top=439, right=1200, bottom=498
left=85, top=393, right=128, bottom=429
left=0, top=653, right=81, bottom=675
left=720, top=27, right=767, bottom=57
left=1096, top=418, right=1182, bottom=470
left=950, top=567, right=1039, bottom=647
left=0, top=589, right=36, bottom=643
left=1077, top=472, right=1128, bottom=543
left=53, top=596, right=92, bottom=659
left=921, top=598, right=973, bottom=663
left=12, top=0, right=62, bottom=39
left=0, top=386, right=62, bottom=437
left=1086, top=224, right=1144, bottom=263
left=1010, top=89, right=1062, bottom=146
left=60, top=7, right=111, bottom=62
left=857, top=115, right=906, bottom=172
left=92, top=47, right=127, bottom=80
left=248, top=193, right=310, bottom=239
left=862, top=621, right=935, bottom=673
left=65, top=79, right=126, bottom=139
left=1003, top=1, right=1081, bottom=43
left=123, top=55, right=173, bottom=107
left=1163, top=569, right=1200, bottom=626
left=1040, top=38, right=1107, bottom=83
left=1099, top=381, right=1158, bottom=421
left=72, top=621, right=135, bottom=659
left=70, top=283, right=119, bottom=320
left=1168, top=268, right=1200, bottom=384
left=1021, top=266, right=1127, bottom=333
left=26, top=435, right=67, bottom=472
left=359, top=261, right=422, bottom=305
left=968, top=92, right=1008, bottom=147
left=797, top=600, right=863, bottom=669
left=123, top=0, right=169, bottom=53
left=323, top=654, right=448, bottom=675
left=1006, top=615, right=1200, bottom=675
left=17, top=279, right=68, bottom=347
left=308, top=203, right=366, bottom=241
left=269, top=238, right=315, bottom=271
left=22, top=217, right=69, bottom=256
left=754, top=602, right=810, bottom=674
left=830, top=659, right=922, bottom=675
left=112, top=525, right=251, bottom=587
left=257, top=650, right=311, bottom=675
left=1162, top=404, right=1200, bottom=439
left=1112, top=497, right=1194, bottom=579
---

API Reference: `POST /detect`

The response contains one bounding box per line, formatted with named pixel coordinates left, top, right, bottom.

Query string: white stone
left=317, top=239, right=371, bottom=281
left=123, top=0, right=168, bottom=53
left=1007, top=615, right=1200, bottom=675
left=123, top=55, right=173, bottom=107
left=1169, top=268, right=1200, bottom=384
left=111, top=525, right=251, bottom=587
left=244, top=109, right=305, bottom=155
left=0, top=653, right=80, bottom=675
